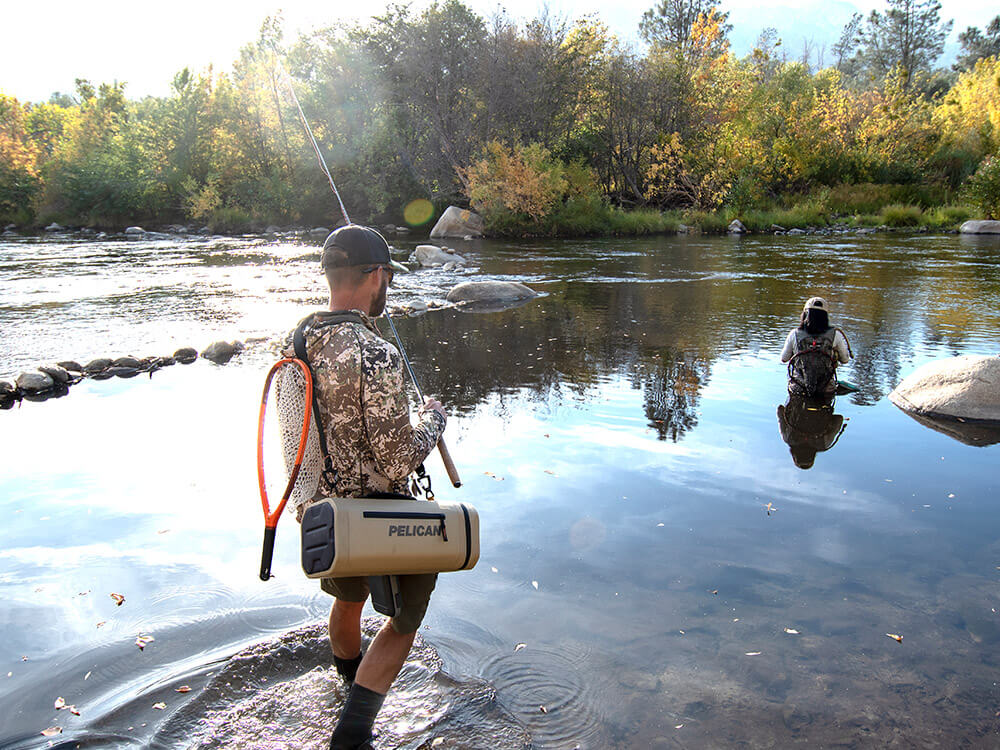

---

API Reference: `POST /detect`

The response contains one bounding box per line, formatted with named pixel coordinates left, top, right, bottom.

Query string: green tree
left=845, top=0, right=953, bottom=90
left=955, top=16, right=1000, bottom=71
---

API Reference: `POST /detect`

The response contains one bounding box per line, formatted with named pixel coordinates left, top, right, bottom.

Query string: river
left=1, top=230, right=999, bottom=748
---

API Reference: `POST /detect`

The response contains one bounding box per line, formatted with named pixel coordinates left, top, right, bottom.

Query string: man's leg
left=329, top=598, right=364, bottom=659
left=323, top=577, right=368, bottom=684
left=354, top=620, right=417, bottom=693
left=330, top=574, right=434, bottom=749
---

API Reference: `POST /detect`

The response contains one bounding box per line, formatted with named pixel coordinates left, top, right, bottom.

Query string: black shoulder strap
left=294, top=314, right=340, bottom=493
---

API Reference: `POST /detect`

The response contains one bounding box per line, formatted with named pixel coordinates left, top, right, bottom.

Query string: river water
left=1, top=231, right=999, bottom=749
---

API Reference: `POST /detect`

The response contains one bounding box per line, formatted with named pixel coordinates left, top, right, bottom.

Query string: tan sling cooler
left=300, top=497, right=480, bottom=578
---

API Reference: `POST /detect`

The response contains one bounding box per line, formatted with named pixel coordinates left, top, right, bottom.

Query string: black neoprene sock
left=333, top=652, right=363, bottom=684
left=329, top=683, right=385, bottom=750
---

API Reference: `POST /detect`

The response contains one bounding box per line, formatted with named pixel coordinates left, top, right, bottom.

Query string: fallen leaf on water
left=483, top=472, right=505, bottom=481
left=765, top=502, right=777, bottom=516
left=21, top=656, right=27, bottom=661
left=711, top=590, right=718, bottom=595
left=539, top=705, right=548, bottom=714
left=54, top=697, right=65, bottom=710
left=784, top=628, right=800, bottom=635
left=531, top=581, right=539, bottom=590
left=514, top=643, right=526, bottom=653
left=135, top=635, right=155, bottom=651
left=96, top=621, right=106, bottom=629
left=157, top=529, right=170, bottom=535
left=543, top=433, right=550, bottom=438
left=745, top=651, right=762, bottom=656
left=175, top=686, right=191, bottom=693
left=886, top=633, right=903, bottom=643
left=68, top=706, right=80, bottom=716
left=78, top=590, right=90, bottom=596
left=152, top=702, right=166, bottom=710
left=40, top=727, right=62, bottom=737
left=110, top=593, right=125, bottom=606
left=544, top=470, right=557, bottom=476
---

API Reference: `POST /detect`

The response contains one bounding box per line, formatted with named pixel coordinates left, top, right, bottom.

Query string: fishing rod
left=273, top=52, right=461, bottom=488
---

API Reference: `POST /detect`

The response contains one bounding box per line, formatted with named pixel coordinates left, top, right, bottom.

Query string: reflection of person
left=780, top=297, right=850, bottom=397
left=288, top=225, right=447, bottom=750
left=776, top=395, right=845, bottom=469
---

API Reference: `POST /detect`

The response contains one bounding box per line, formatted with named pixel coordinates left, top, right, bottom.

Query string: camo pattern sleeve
left=362, top=341, right=446, bottom=482
left=287, top=312, right=445, bottom=501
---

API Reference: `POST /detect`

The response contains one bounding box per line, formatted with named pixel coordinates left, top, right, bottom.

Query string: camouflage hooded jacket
left=285, top=310, right=445, bottom=505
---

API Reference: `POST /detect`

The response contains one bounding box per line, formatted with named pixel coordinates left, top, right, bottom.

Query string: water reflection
left=3, top=232, right=1000, bottom=748
left=776, top=395, right=847, bottom=469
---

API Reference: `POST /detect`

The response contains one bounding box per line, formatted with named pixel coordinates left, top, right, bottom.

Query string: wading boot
left=329, top=683, right=384, bottom=750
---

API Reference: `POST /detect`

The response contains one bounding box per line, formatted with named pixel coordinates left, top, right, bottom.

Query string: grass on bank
left=476, top=181, right=979, bottom=237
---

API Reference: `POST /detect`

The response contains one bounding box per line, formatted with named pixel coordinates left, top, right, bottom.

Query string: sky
left=2, top=0, right=997, bottom=102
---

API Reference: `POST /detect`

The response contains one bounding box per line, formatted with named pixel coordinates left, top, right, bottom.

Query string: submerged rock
left=151, top=620, right=530, bottom=750
left=413, top=244, right=466, bottom=267
left=430, top=206, right=484, bottom=239
left=125, top=226, right=145, bottom=236
left=889, top=355, right=1000, bottom=423
left=447, top=280, right=538, bottom=306
left=201, top=341, right=242, bottom=365
left=959, top=220, right=1000, bottom=235
left=16, top=371, right=54, bottom=393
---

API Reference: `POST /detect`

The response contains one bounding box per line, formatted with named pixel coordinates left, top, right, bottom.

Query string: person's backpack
left=787, top=328, right=838, bottom=397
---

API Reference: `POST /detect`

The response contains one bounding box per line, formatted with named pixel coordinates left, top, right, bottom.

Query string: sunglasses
left=362, top=264, right=394, bottom=285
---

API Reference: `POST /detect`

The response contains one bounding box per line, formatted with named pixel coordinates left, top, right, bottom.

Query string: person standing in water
left=288, top=225, right=447, bottom=750
left=780, top=297, right=851, bottom=397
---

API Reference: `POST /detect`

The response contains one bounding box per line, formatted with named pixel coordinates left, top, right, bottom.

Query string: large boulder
left=429, top=206, right=484, bottom=239
left=413, top=245, right=466, bottom=267
left=446, top=280, right=538, bottom=307
left=889, top=355, right=1000, bottom=423
left=728, top=219, right=747, bottom=234
left=959, top=220, right=1000, bottom=235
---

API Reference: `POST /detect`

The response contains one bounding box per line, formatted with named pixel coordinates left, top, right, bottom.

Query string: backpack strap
left=293, top=313, right=340, bottom=493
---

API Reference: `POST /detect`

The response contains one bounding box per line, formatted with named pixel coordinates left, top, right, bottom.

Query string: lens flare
left=403, top=199, right=434, bottom=227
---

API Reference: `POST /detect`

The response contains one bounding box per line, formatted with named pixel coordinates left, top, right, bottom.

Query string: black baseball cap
left=321, top=225, right=407, bottom=273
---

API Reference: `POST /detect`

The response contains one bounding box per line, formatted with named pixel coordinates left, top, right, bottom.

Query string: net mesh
left=266, top=362, right=323, bottom=515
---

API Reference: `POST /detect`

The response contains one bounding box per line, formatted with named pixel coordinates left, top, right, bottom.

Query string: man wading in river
left=288, top=225, right=447, bottom=749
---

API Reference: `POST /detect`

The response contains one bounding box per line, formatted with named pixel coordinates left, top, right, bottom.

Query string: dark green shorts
left=321, top=573, right=437, bottom=635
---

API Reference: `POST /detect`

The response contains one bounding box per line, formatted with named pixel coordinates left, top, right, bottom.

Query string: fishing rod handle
left=259, top=526, right=277, bottom=581
left=437, top=437, right=462, bottom=488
